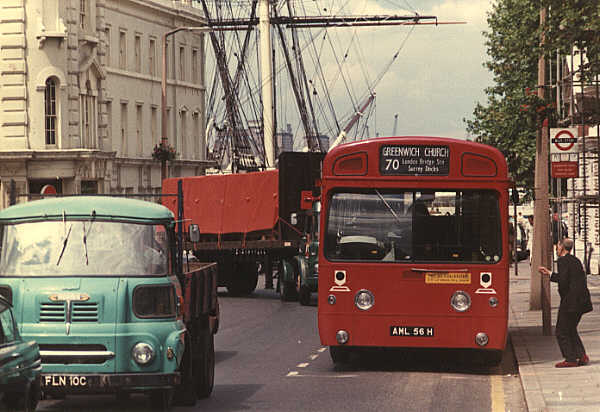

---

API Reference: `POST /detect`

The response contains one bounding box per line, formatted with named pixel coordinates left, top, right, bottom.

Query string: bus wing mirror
left=189, top=224, right=200, bottom=242
left=314, top=201, right=321, bottom=213
left=290, top=213, right=298, bottom=226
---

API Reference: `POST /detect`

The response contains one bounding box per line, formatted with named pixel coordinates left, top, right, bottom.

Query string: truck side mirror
left=314, top=201, right=321, bottom=213
left=189, top=224, right=200, bottom=242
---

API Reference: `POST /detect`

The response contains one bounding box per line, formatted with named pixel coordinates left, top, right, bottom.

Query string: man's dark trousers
left=555, top=308, right=585, bottom=362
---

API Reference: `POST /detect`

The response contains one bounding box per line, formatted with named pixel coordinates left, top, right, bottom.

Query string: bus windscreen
left=324, top=189, right=502, bottom=263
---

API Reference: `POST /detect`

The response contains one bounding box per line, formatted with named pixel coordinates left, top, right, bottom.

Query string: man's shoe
left=578, top=354, right=590, bottom=366
left=555, top=360, right=579, bottom=368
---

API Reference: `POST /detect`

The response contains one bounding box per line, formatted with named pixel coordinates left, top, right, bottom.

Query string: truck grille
left=39, top=344, right=114, bottom=364
left=39, top=301, right=99, bottom=322
left=72, top=302, right=99, bottom=322
left=40, top=302, right=66, bottom=322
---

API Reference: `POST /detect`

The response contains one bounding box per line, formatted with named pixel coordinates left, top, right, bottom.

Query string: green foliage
left=465, top=0, right=540, bottom=190
left=541, top=0, right=600, bottom=82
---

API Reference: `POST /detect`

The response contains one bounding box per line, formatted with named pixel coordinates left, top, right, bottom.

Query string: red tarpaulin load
left=162, top=170, right=279, bottom=235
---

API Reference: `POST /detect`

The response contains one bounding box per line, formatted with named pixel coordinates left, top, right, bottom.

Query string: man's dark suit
left=551, top=253, right=593, bottom=362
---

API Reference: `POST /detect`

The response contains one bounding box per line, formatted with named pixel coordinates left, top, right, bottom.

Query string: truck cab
left=0, top=196, right=217, bottom=409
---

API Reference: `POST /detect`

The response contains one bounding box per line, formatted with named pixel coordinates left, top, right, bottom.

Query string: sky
left=204, top=0, right=495, bottom=149
left=334, top=0, right=495, bottom=140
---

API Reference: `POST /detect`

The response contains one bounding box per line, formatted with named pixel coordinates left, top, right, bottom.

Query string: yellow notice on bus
left=425, top=272, right=471, bottom=284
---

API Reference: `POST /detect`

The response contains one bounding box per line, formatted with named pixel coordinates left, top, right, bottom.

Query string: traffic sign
left=550, top=128, right=578, bottom=154
left=551, top=161, right=578, bottom=178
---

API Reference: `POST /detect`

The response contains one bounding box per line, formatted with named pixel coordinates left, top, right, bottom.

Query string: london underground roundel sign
left=550, top=128, right=578, bottom=154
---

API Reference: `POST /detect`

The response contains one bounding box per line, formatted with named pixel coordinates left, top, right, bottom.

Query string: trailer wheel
left=298, top=285, right=311, bottom=306
left=226, top=262, right=259, bottom=296
left=196, top=331, right=215, bottom=399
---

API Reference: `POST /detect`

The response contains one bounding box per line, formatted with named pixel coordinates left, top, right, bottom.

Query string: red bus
left=317, top=136, right=512, bottom=365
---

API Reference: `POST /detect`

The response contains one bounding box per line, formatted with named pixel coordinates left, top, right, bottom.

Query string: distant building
left=276, top=123, right=294, bottom=155
left=0, top=0, right=212, bottom=207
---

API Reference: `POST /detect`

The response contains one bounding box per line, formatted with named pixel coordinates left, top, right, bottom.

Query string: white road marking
left=309, top=354, right=319, bottom=360
left=286, top=371, right=299, bottom=377
left=317, top=347, right=327, bottom=353
left=297, top=363, right=309, bottom=368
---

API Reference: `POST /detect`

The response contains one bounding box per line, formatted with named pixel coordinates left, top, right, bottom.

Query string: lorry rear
left=163, top=152, right=324, bottom=297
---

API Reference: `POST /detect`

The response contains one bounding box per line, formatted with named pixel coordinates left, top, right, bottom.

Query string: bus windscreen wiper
left=375, top=189, right=403, bottom=226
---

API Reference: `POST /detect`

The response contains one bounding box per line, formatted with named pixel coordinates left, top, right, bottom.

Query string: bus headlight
left=336, top=330, right=349, bottom=344
left=355, top=289, right=375, bottom=311
left=450, top=290, right=471, bottom=312
left=475, top=332, right=489, bottom=346
left=132, top=343, right=155, bottom=365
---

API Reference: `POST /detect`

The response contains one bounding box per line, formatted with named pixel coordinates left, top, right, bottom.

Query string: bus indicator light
left=475, top=332, right=489, bottom=346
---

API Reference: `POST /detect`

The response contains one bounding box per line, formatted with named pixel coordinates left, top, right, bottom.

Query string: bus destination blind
left=380, top=145, right=450, bottom=176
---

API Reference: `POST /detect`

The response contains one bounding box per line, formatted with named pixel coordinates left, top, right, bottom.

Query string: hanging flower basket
left=152, top=141, right=176, bottom=161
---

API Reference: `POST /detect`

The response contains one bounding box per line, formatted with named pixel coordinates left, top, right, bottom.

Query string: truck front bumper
left=41, top=372, right=180, bottom=394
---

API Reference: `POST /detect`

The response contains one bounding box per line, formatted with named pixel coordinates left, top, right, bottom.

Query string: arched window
left=45, top=78, right=57, bottom=145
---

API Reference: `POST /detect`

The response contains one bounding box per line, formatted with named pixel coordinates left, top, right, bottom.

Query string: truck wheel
left=226, top=262, right=259, bottom=296
left=329, top=346, right=351, bottom=364
left=174, top=334, right=198, bottom=407
left=196, top=331, right=215, bottom=399
left=298, top=285, right=311, bottom=306
left=280, top=280, right=298, bottom=301
left=150, top=388, right=174, bottom=411
left=4, top=376, right=40, bottom=412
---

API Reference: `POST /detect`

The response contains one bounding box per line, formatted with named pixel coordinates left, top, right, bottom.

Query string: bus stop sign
left=550, top=128, right=577, bottom=154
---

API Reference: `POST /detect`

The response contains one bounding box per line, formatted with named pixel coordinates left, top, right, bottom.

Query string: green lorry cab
left=0, top=196, right=218, bottom=409
left=279, top=201, right=321, bottom=306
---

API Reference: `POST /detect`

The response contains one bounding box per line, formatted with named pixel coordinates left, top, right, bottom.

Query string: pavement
left=509, top=260, right=600, bottom=412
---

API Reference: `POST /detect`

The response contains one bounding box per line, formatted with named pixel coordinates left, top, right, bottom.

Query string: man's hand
left=538, top=266, right=552, bottom=276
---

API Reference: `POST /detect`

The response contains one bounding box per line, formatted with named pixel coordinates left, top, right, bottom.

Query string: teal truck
left=0, top=193, right=218, bottom=409
left=279, top=199, right=321, bottom=306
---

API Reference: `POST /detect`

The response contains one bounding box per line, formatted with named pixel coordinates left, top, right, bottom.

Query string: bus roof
left=324, top=136, right=509, bottom=180
left=0, top=196, right=174, bottom=224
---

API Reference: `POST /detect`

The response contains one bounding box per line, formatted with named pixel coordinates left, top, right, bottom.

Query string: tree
left=465, top=0, right=542, bottom=192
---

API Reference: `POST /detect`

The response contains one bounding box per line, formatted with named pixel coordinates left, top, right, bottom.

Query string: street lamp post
left=161, top=26, right=211, bottom=182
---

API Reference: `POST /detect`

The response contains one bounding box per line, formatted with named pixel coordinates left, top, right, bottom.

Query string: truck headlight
left=450, top=291, right=471, bottom=312
left=132, top=343, right=155, bottom=365
left=355, top=289, right=374, bottom=311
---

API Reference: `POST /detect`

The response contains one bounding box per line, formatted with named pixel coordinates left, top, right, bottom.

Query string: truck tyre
left=196, top=331, right=215, bottom=399
left=329, top=346, right=351, bottom=364
left=298, top=285, right=311, bottom=306
left=150, top=388, right=174, bottom=411
left=174, top=334, right=198, bottom=407
left=4, top=376, right=40, bottom=412
left=280, top=280, right=298, bottom=301
left=226, top=262, right=259, bottom=296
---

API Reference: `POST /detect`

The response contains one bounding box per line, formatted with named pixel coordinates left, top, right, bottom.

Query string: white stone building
left=0, top=0, right=212, bottom=207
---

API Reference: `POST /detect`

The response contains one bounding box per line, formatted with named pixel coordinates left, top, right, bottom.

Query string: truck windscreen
left=324, top=189, right=502, bottom=263
left=0, top=221, right=168, bottom=276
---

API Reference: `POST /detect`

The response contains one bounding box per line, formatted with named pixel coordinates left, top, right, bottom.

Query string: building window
left=151, top=106, right=158, bottom=147
left=136, top=105, right=143, bottom=156
left=181, top=110, right=187, bottom=157
left=149, top=38, right=156, bottom=76
left=119, top=30, right=127, bottom=70
left=105, top=26, right=111, bottom=66
left=81, top=80, right=97, bottom=149
left=135, top=34, right=141, bottom=73
left=192, top=49, right=198, bottom=84
left=80, top=0, right=86, bottom=29
left=193, top=112, right=200, bottom=160
left=179, top=46, right=186, bottom=81
left=121, top=103, right=128, bottom=156
left=45, top=78, right=57, bottom=145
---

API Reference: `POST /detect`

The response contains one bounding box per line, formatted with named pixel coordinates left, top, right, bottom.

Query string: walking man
left=538, top=238, right=593, bottom=367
